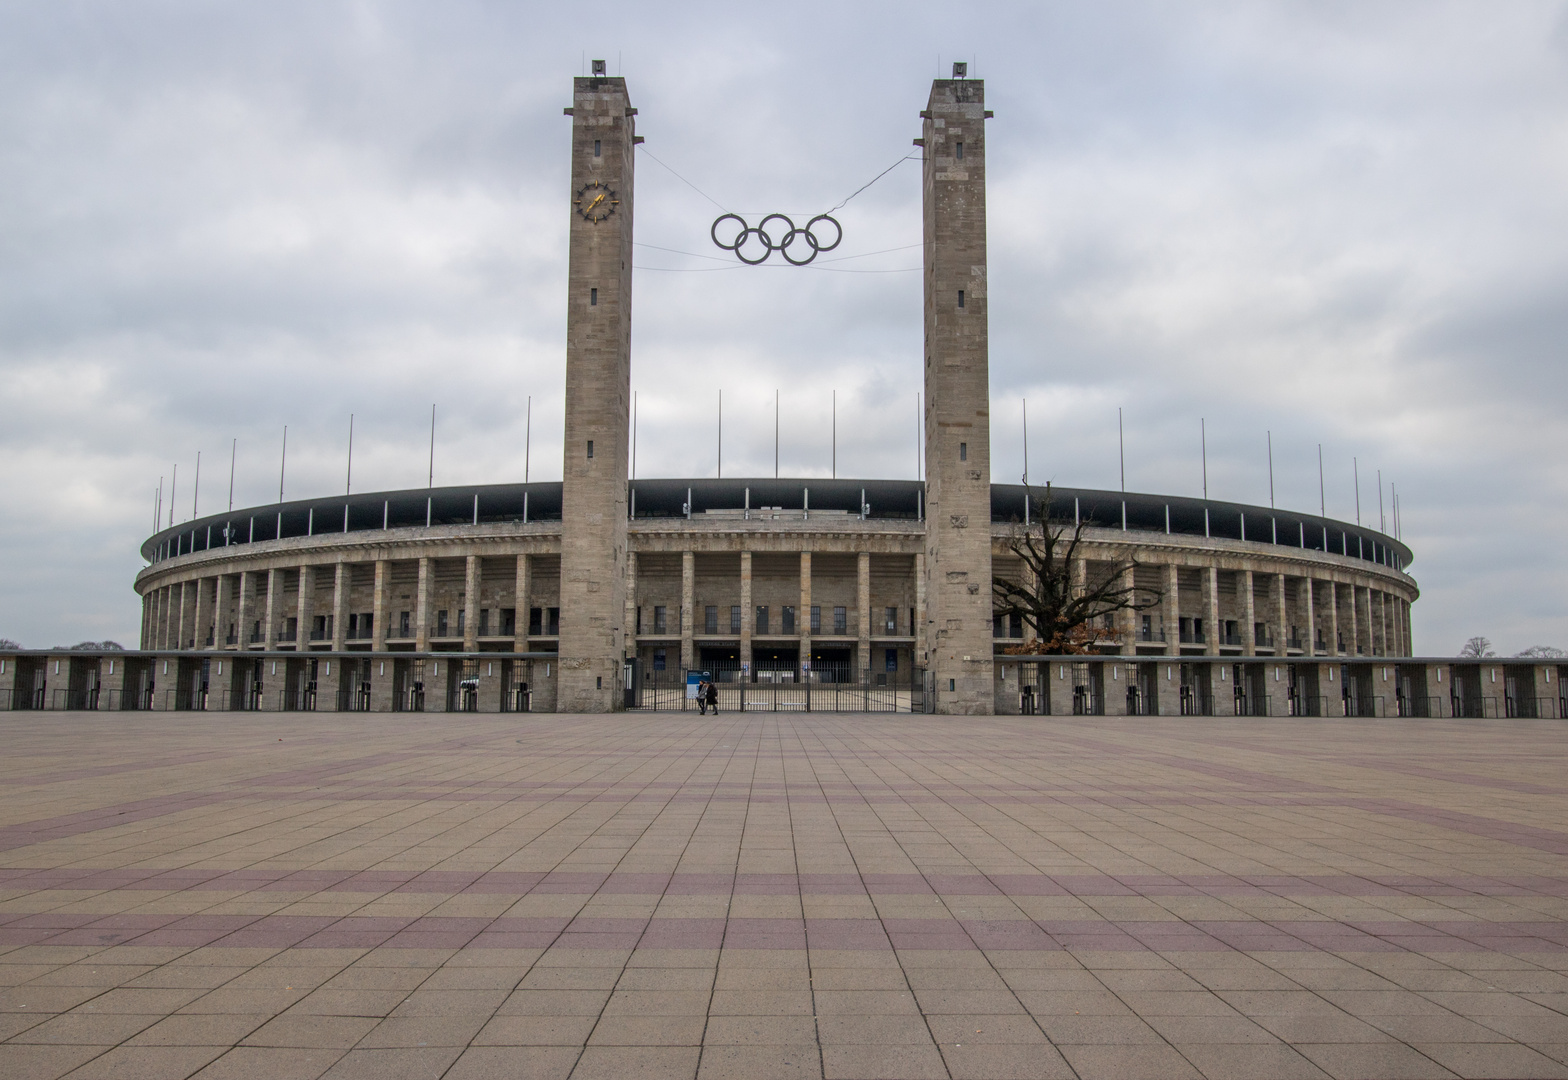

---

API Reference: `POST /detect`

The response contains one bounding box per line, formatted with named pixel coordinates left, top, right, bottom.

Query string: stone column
left=463, top=555, right=479, bottom=651
left=738, top=551, right=752, bottom=673
left=263, top=570, right=279, bottom=651
left=194, top=576, right=213, bottom=650
left=1348, top=584, right=1361, bottom=655
left=799, top=551, right=812, bottom=677
left=680, top=551, right=695, bottom=671
left=1163, top=564, right=1179, bottom=655
left=1118, top=564, right=1136, bottom=655
left=1274, top=574, right=1288, bottom=657
left=371, top=560, right=389, bottom=652
left=171, top=579, right=186, bottom=648
left=1362, top=587, right=1375, bottom=656
left=236, top=571, right=254, bottom=650
left=1241, top=570, right=1256, bottom=657
left=415, top=557, right=431, bottom=652
left=1203, top=566, right=1219, bottom=656
left=139, top=592, right=152, bottom=650
left=914, top=551, right=927, bottom=665
left=625, top=550, right=639, bottom=662
left=296, top=565, right=315, bottom=650
left=1326, top=581, right=1340, bottom=656
left=215, top=574, right=232, bottom=649
left=152, top=587, right=165, bottom=649
left=330, top=562, right=348, bottom=651
left=857, top=552, right=872, bottom=678
left=1303, top=577, right=1317, bottom=657
left=513, top=554, right=531, bottom=653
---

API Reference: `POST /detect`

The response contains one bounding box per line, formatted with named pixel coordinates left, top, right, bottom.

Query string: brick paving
left=3, top=714, right=1568, bottom=1079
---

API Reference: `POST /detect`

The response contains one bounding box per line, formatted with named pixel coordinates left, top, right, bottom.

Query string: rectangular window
left=590, top=287, right=598, bottom=306
left=730, top=606, right=741, bottom=634
left=456, top=609, right=466, bottom=633
left=755, top=606, right=768, bottom=634
left=479, top=609, right=489, bottom=636
left=957, top=289, right=965, bottom=308
left=833, top=606, right=847, bottom=634
left=437, top=610, right=449, bottom=637
left=704, top=605, right=718, bottom=634
left=586, top=440, right=593, bottom=458
left=810, top=606, right=821, bottom=634
left=782, top=605, right=795, bottom=634
left=653, top=649, right=666, bottom=671
left=529, top=607, right=543, bottom=635
left=348, top=613, right=359, bottom=639
left=546, top=608, right=560, bottom=635
left=501, top=609, right=514, bottom=635
left=653, top=605, right=667, bottom=634
left=886, top=648, right=898, bottom=673
left=594, top=138, right=602, bottom=157
left=636, top=607, right=643, bottom=634
left=959, top=442, right=967, bottom=461
left=994, top=614, right=1005, bottom=638
left=1010, top=612, right=1023, bottom=638
left=955, top=141, right=963, bottom=160
left=885, top=606, right=897, bottom=634
left=400, top=611, right=411, bottom=635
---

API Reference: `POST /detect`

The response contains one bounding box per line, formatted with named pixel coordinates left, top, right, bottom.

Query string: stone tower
left=557, top=73, right=638, bottom=712
left=920, top=75, right=994, bottom=714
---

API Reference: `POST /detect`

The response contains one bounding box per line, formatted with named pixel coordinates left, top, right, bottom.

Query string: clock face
left=575, top=182, right=618, bottom=224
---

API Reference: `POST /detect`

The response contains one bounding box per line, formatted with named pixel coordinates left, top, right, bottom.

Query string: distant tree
left=1458, top=636, right=1496, bottom=658
left=1515, top=645, right=1567, bottom=658
left=0, top=638, right=20, bottom=650
left=70, top=640, right=124, bottom=651
left=993, top=484, right=1162, bottom=655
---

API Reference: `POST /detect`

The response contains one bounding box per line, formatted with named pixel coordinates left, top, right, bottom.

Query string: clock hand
left=583, top=193, right=606, bottom=214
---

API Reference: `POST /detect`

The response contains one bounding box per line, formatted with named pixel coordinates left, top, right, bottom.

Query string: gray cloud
left=2, top=0, right=1565, bottom=655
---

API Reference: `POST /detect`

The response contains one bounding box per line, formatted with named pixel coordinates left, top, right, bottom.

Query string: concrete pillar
left=1164, top=564, right=1179, bottom=655
left=415, top=557, right=431, bottom=652
left=1303, top=577, right=1317, bottom=657
left=193, top=577, right=213, bottom=650
left=556, top=73, right=636, bottom=713
left=371, top=560, right=389, bottom=652
left=330, top=562, right=348, bottom=652
left=1274, top=574, right=1288, bottom=658
left=1241, top=570, right=1255, bottom=657
left=857, top=552, right=871, bottom=678
left=513, top=554, right=531, bottom=652
left=1360, top=586, right=1374, bottom=656
left=1203, top=566, right=1219, bottom=656
left=139, top=592, right=151, bottom=650
left=914, top=551, right=927, bottom=665
left=1117, top=564, right=1135, bottom=655
left=151, top=587, right=164, bottom=649
left=680, top=551, right=694, bottom=671
left=920, top=75, right=994, bottom=714
left=236, top=571, right=253, bottom=650
left=463, top=555, right=479, bottom=651
left=799, top=551, right=812, bottom=677
left=1348, top=584, right=1361, bottom=656
left=296, top=565, right=315, bottom=650
left=738, top=551, right=752, bottom=673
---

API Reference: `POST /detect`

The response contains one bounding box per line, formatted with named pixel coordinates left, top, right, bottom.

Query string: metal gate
left=632, top=665, right=924, bottom=712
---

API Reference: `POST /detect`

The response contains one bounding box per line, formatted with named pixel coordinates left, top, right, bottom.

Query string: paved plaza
left=4, top=714, right=1568, bottom=1079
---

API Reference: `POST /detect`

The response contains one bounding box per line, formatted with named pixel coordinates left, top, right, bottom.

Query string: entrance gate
left=633, top=664, right=925, bottom=712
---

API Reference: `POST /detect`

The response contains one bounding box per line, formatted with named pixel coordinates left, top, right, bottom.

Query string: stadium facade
left=4, top=71, right=1472, bottom=718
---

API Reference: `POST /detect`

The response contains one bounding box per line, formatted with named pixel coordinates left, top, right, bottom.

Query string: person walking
left=696, top=679, right=709, bottom=715
left=705, top=679, right=719, bottom=714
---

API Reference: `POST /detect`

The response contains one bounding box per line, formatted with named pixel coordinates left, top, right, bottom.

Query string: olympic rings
left=710, top=212, right=843, bottom=265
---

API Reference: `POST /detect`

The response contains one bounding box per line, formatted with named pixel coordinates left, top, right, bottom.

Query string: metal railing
left=634, top=670, right=921, bottom=712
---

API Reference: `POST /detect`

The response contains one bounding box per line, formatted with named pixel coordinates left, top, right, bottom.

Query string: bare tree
left=1458, top=636, right=1495, bottom=658
left=0, top=638, right=20, bottom=650
left=70, top=640, right=124, bottom=651
left=1515, top=645, right=1566, bottom=658
left=993, top=484, right=1161, bottom=655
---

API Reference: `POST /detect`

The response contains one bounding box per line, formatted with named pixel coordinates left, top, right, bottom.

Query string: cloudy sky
left=2, top=1, right=1565, bottom=654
